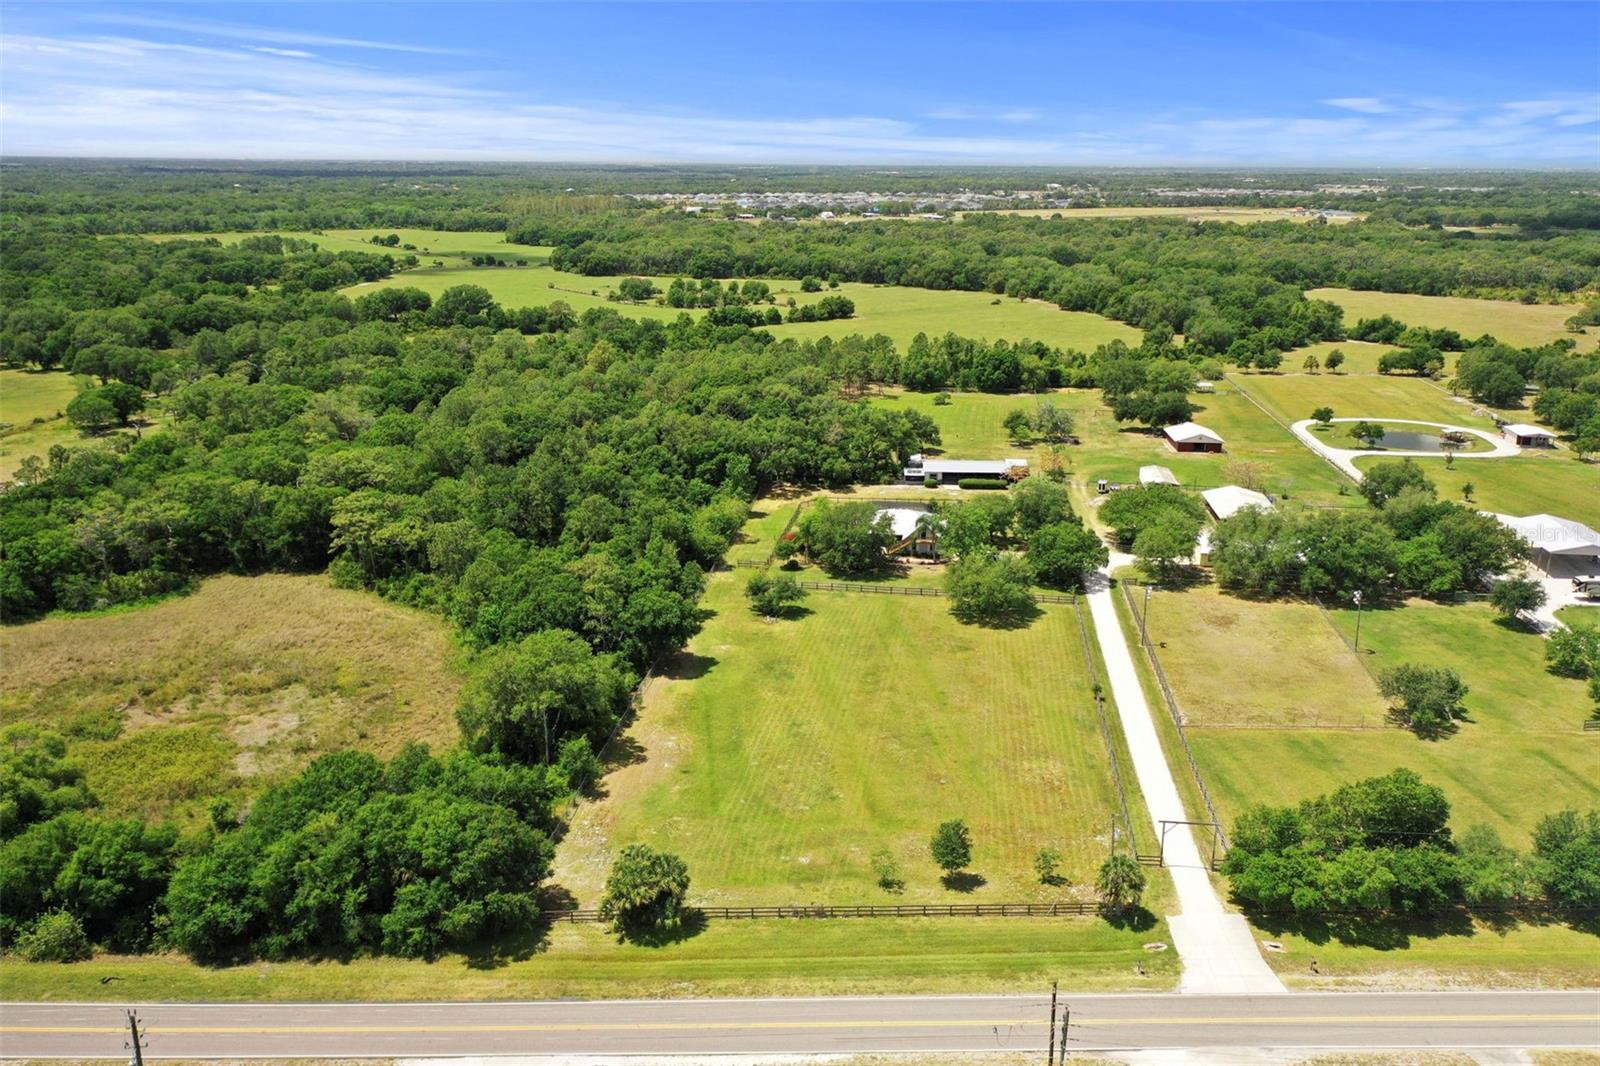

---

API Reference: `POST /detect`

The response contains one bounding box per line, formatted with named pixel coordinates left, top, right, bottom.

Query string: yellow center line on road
left=4, top=1013, right=1594, bottom=1036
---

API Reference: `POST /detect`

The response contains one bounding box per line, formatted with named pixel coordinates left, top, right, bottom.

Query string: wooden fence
left=1119, top=581, right=1229, bottom=852
left=797, top=580, right=1076, bottom=605
left=546, top=901, right=1100, bottom=923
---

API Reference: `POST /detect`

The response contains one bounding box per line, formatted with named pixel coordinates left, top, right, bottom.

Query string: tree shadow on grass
left=1245, top=906, right=1476, bottom=952
left=1102, top=905, right=1158, bottom=933
left=762, top=603, right=814, bottom=623
left=1385, top=707, right=1467, bottom=741
left=616, top=909, right=709, bottom=948
left=951, top=601, right=1044, bottom=631
left=941, top=871, right=987, bottom=893
left=662, top=651, right=718, bottom=682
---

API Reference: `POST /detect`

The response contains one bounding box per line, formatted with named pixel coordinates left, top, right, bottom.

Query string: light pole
left=1352, top=589, right=1364, bottom=653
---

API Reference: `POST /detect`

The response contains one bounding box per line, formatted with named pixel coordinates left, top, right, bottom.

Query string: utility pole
left=1352, top=589, right=1364, bottom=652
left=1057, top=1002, right=1071, bottom=1064
left=125, top=1009, right=145, bottom=1066
left=1047, top=981, right=1057, bottom=1063
left=1140, top=582, right=1151, bottom=647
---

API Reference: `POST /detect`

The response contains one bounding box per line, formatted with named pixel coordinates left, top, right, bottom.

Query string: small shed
left=1139, top=465, right=1180, bottom=486
left=1502, top=423, right=1556, bottom=447
left=1163, top=422, right=1224, bottom=453
left=1201, top=485, right=1273, bottom=521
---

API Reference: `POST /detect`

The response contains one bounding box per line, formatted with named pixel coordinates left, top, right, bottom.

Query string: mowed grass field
left=1282, top=340, right=1404, bottom=376
left=0, top=914, right=1179, bottom=1001
left=551, top=567, right=1132, bottom=906
left=1181, top=599, right=1596, bottom=848
left=149, top=230, right=1144, bottom=351
left=1135, top=583, right=1386, bottom=729
left=1354, top=451, right=1600, bottom=529
left=1306, top=288, right=1597, bottom=351
left=0, top=574, right=463, bottom=826
left=869, top=385, right=1354, bottom=508
left=1238, top=371, right=1498, bottom=430
left=0, top=368, right=87, bottom=480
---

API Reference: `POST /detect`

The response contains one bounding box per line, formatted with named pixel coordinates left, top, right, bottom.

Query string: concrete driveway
left=1288, top=417, right=1518, bottom=481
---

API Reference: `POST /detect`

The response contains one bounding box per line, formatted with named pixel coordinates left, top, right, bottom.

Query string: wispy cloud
left=926, top=107, right=1042, bottom=124
left=1323, top=97, right=1394, bottom=115
left=76, top=11, right=471, bottom=55
left=1, top=28, right=1596, bottom=164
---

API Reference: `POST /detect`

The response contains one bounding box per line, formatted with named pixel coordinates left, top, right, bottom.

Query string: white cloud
left=1, top=30, right=1596, bottom=164
left=250, top=46, right=317, bottom=59
left=1322, top=97, right=1394, bottom=115
left=76, top=12, right=471, bottom=55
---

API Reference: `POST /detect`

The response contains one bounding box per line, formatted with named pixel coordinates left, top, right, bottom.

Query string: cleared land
left=1133, top=583, right=1386, bottom=729
left=0, top=369, right=87, bottom=480
left=1181, top=599, right=1596, bottom=847
left=1354, top=450, right=1600, bottom=529
left=1306, top=288, right=1597, bottom=351
left=149, top=231, right=1143, bottom=351
left=0, top=915, right=1178, bottom=1000
left=552, top=565, right=1132, bottom=906
left=869, top=385, right=1354, bottom=508
left=0, top=574, right=463, bottom=826
left=1282, top=340, right=1404, bottom=376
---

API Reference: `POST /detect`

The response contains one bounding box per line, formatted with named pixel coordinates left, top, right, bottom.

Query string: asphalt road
left=3, top=991, right=1597, bottom=1059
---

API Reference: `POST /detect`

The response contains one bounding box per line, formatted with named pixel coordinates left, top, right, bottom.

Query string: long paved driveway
left=1085, top=554, right=1285, bottom=995
left=1288, top=417, right=1517, bottom=481
left=4, top=991, right=1596, bottom=1058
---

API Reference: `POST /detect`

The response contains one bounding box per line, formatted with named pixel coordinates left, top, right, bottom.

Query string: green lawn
left=1238, top=372, right=1498, bottom=431
left=1281, top=340, right=1403, bottom=376
left=1306, top=288, right=1598, bottom=352
left=0, top=368, right=89, bottom=481
left=1354, top=451, right=1600, bottom=529
left=1256, top=915, right=1600, bottom=991
left=0, top=574, right=463, bottom=827
left=550, top=565, right=1132, bottom=906
left=1186, top=599, right=1596, bottom=848
left=872, top=385, right=1354, bottom=508
left=1134, top=583, right=1386, bottom=729
left=0, top=915, right=1179, bottom=1001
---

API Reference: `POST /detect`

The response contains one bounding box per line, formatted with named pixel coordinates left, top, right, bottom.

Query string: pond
left=1376, top=429, right=1455, bottom=452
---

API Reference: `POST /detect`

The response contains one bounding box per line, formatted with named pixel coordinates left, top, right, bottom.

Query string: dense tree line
left=1209, top=460, right=1524, bottom=602
left=1225, top=769, right=1600, bottom=920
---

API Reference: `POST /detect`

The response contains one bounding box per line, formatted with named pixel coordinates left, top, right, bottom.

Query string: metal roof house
left=1201, top=485, right=1273, bottom=521
left=1502, top=423, right=1557, bottom=447
left=903, top=454, right=1027, bottom=484
left=1163, top=422, right=1224, bottom=453
left=1495, top=513, right=1600, bottom=572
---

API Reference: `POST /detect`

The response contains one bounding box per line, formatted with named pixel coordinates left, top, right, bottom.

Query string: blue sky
left=2, top=2, right=1597, bottom=164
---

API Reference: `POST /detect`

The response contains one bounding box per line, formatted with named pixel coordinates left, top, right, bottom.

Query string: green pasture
left=871, top=385, right=1353, bottom=507
left=1184, top=599, right=1596, bottom=848
left=1256, top=915, right=1600, bottom=990
left=1132, top=583, right=1386, bottom=729
left=0, top=368, right=93, bottom=481
left=551, top=566, right=1132, bottom=906
left=1237, top=372, right=1498, bottom=431
left=1306, top=288, right=1596, bottom=351
left=1282, top=340, right=1404, bottom=376
left=0, top=914, right=1179, bottom=1001
left=146, top=227, right=524, bottom=266
left=1353, top=451, right=1600, bottom=528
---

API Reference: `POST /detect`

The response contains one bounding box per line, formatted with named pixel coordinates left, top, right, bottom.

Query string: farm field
left=1236, top=371, right=1499, bottom=431
left=870, top=384, right=1354, bottom=507
left=0, top=914, right=1179, bottom=1001
left=1131, top=583, right=1387, bottom=729
left=550, top=565, right=1137, bottom=907
left=0, top=574, right=463, bottom=827
left=0, top=368, right=87, bottom=480
left=155, top=231, right=1144, bottom=351
left=1305, top=288, right=1597, bottom=351
left=1177, top=599, right=1596, bottom=848
left=1353, top=451, right=1600, bottom=529
left=146, top=227, right=524, bottom=266
left=1282, top=340, right=1404, bottom=376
